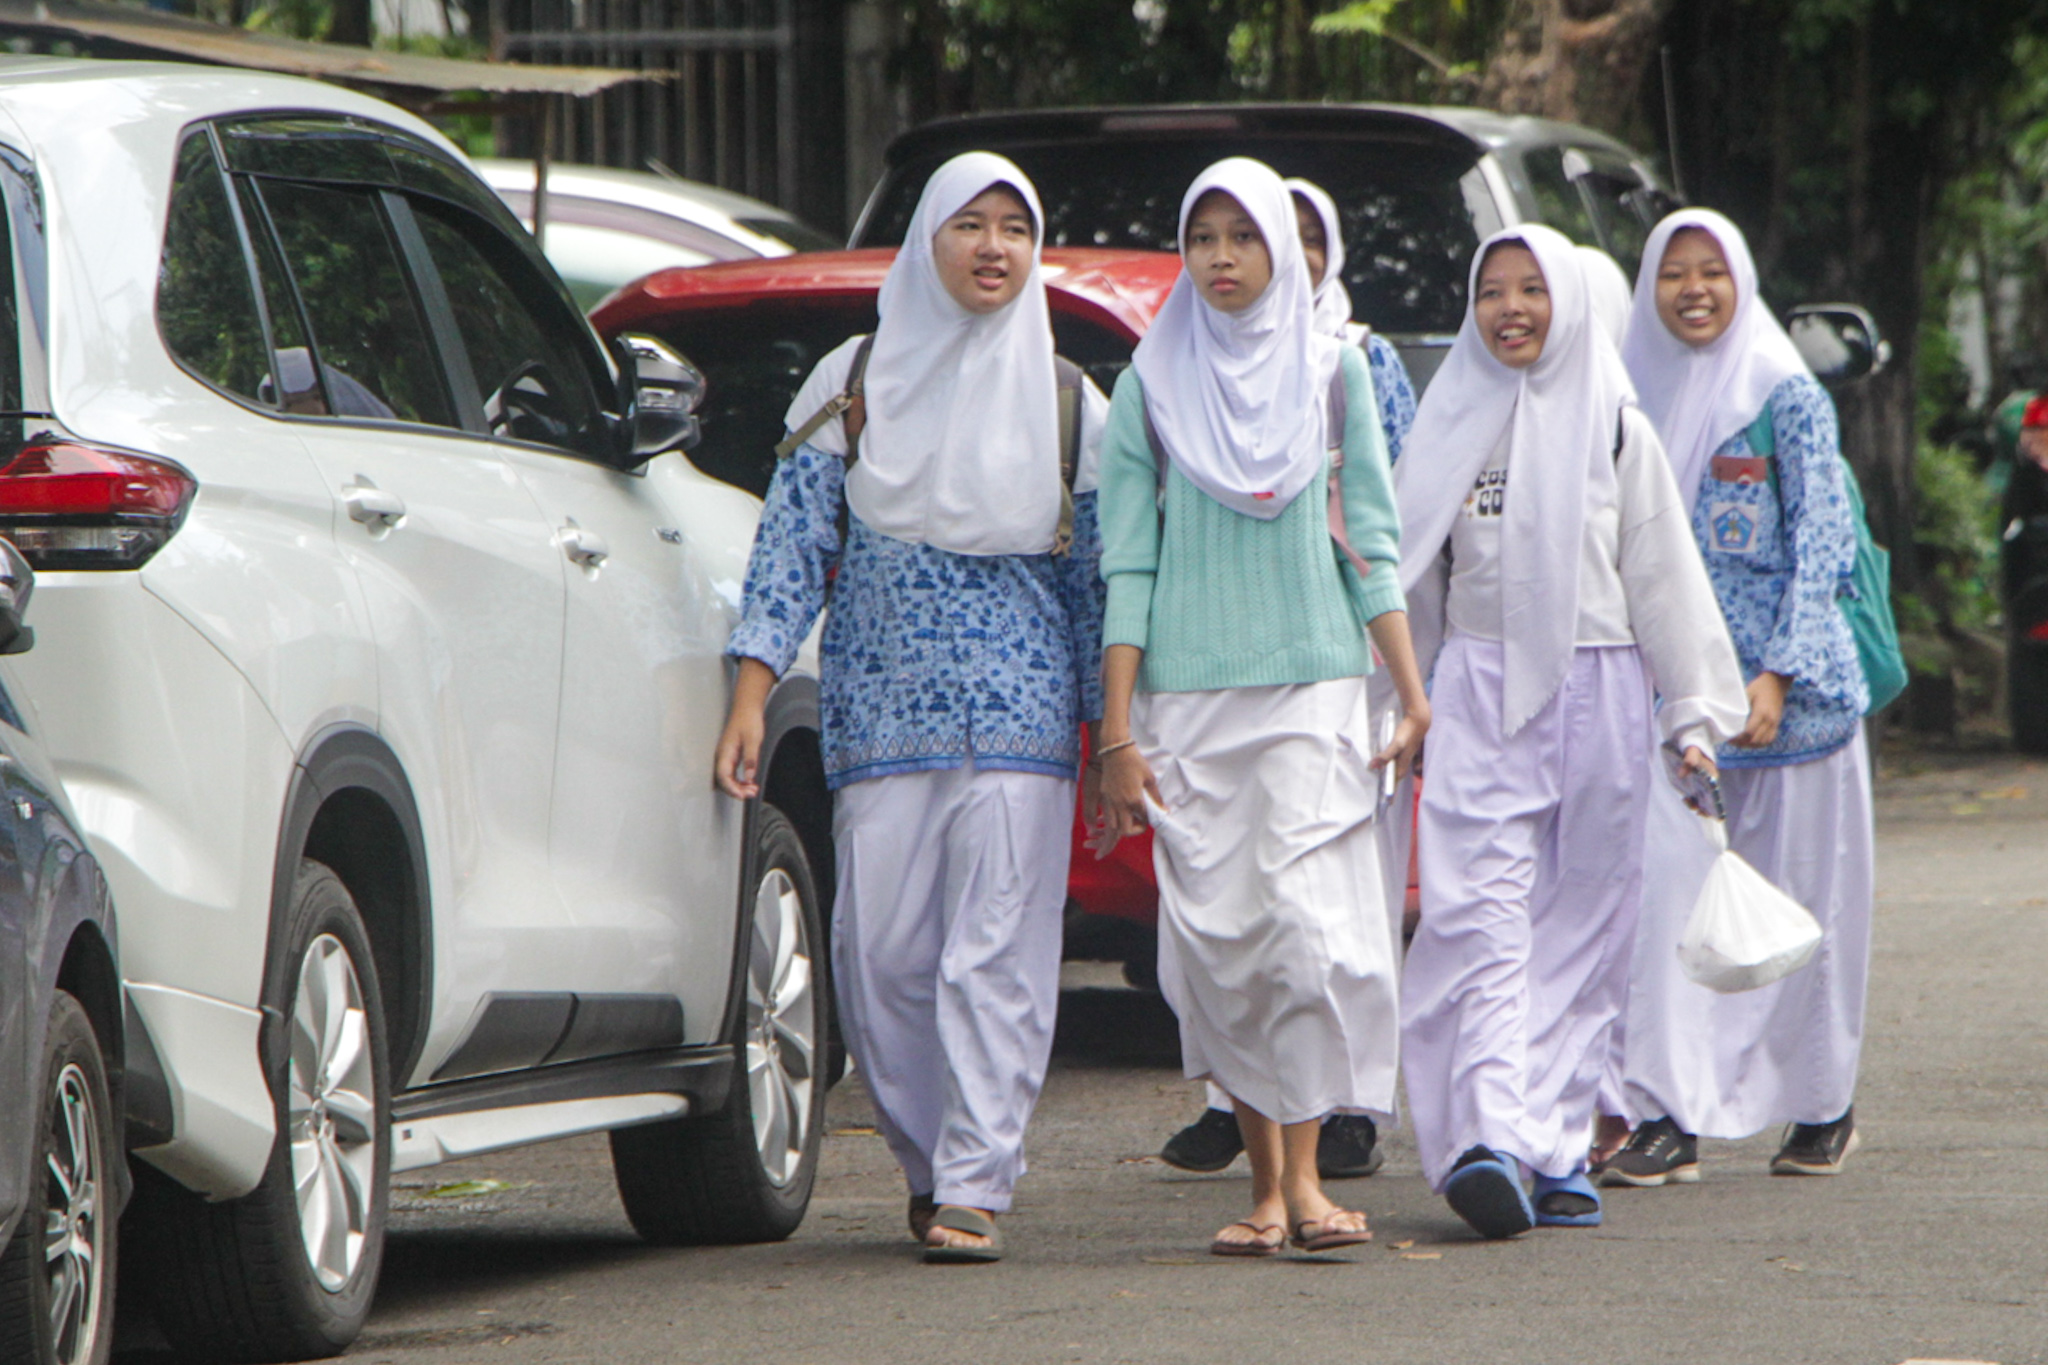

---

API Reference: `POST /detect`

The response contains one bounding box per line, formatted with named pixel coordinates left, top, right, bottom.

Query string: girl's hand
left=1089, top=745, right=1162, bottom=858
left=1370, top=701, right=1430, bottom=783
left=1732, top=672, right=1790, bottom=749
left=1679, top=743, right=1719, bottom=815
left=714, top=657, right=777, bottom=799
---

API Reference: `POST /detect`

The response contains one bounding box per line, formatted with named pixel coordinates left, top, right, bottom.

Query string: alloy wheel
left=40, top=1061, right=106, bottom=1365
left=745, top=867, right=817, bottom=1188
left=286, top=932, right=378, bottom=1292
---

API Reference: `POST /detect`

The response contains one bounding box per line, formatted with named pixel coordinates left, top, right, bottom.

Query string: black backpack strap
left=774, top=334, right=875, bottom=460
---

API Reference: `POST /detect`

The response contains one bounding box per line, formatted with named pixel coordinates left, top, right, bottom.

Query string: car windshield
left=859, top=136, right=1488, bottom=335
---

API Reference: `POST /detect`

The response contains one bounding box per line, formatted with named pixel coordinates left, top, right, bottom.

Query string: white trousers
left=1139, top=677, right=1400, bottom=1126
left=831, top=763, right=1073, bottom=1211
left=1611, top=729, right=1874, bottom=1137
left=1401, top=637, right=1653, bottom=1191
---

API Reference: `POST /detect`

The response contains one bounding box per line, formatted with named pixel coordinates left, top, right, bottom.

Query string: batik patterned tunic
left=1689, top=373, right=1866, bottom=767
left=728, top=442, right=1106, bottom=790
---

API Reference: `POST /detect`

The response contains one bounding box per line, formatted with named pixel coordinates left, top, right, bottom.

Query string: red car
left=594, top=249, right=1179, bottom=979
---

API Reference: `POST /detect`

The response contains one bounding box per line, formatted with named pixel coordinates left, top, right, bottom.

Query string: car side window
left=408, top=201, right=609, bottom=458
left=1519, top=147, right=1598, bottom=248
left=1570, top=156, right=1652, bottom=275
left=159, top=131, right=274, bottom=406
left=245, top=179, right=455, bottom=427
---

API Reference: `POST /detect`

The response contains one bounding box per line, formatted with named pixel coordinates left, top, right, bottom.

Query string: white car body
left=472, top=159, right=837, bottom=309
left=0, top=55, right=826, bottom=1223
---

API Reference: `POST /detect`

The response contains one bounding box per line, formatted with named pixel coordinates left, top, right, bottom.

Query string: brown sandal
left=1291, top=1210, right=1372, bottom=1252
left=1210, top=1220, right=1286, bottom=1258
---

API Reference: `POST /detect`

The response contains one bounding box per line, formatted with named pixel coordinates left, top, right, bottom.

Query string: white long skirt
left=1612, top=728, right=1874, bottom=1137
left=1401, top=637, right=1654, bottom=1191
left=1135, top=676, right=1399, bottom=1126
left=831, top=762, right=1073, bottom=1212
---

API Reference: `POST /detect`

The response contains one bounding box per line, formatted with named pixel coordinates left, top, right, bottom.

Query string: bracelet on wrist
left=1090, top=737, right=1137, bottom=767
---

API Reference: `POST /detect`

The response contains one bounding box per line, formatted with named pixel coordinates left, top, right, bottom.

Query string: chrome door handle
left=343, top=480, right=406, bottom=530
left=11, top=798, right=29, bottom=821
left=558, top=522, right=609, bottom=568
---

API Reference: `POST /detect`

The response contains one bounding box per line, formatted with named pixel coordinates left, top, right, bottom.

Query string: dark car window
left=159, top=131, right=275, bottom=406
left=861, top=138, right=1486, bottom=335
left=1518, top=146, right=1599, bottom=249
left=410, top=201, right=609, bottom=457
left=1578, top=169, right=1650, bottom=274
left=248, top=179, right=454, bottom=427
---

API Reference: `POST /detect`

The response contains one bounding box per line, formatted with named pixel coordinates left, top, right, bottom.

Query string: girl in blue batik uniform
left=1603, top=209, right=1877, bottom=1188
left=715, top=153, right=1108, bottom=1263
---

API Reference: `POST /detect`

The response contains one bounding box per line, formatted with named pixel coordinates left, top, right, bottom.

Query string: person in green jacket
left=1088, top=157, right=1429, bottom=1258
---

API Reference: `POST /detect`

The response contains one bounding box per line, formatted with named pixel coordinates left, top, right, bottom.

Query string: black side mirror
left=1787, top=304, right=1891, bottom=387
left=612, top=334, right=705, bottom=468
left=0, top=538, right=34, bottom=654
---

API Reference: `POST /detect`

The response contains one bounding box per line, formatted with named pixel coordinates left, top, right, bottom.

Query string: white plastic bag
left=1675, top=818, right=1823, bottom=993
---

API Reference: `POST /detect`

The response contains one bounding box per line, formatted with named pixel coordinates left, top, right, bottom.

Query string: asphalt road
left=116, top=748, right=2048, bottom=1365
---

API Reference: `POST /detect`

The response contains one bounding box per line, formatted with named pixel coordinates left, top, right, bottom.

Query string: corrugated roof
left=0, top=0, right=644, bottom=97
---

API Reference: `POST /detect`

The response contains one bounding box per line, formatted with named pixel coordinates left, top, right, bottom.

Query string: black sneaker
left=1598, top=1117, right=1700, bottom=1188
left=1770, top=1108, right=1859, bottom=1176
left=1317, top=1115, right=1384, bottom=1179
left=1160, top=1107, right=1243, bottom=1172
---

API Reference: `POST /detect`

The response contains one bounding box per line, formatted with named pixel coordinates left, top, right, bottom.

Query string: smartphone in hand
left=1660, top=740, right=1724, bottom=820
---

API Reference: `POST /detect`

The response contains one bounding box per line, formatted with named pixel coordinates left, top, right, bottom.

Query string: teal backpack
left=1748, top=407, right=1909, bottom=714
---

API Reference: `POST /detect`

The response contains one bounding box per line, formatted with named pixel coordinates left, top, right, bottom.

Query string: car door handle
left=343, top=480, right=406, bottom=530
left=558, top=522, right=609, bottom=568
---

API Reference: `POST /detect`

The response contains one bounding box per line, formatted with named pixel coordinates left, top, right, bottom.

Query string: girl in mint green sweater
left=1090, top=157, right=1429, bottom=1258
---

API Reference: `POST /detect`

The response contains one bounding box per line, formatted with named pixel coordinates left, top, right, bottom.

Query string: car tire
left=611, top=804, right=826, bottom=1245
left=0, top=990, right=117, bottom=1365
left=2011, top=638, right=2048, bottom=754
left=135, top=861, right=389, bottom=1363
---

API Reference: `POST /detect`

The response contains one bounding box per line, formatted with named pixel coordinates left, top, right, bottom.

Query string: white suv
left=0, top=58, right=833, bottom=1360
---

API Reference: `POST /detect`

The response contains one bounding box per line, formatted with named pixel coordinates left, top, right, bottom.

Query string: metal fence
left=494, top=0, right=802, bottom=212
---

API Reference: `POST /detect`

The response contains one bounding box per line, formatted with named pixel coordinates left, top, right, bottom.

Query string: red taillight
left=2030, top=620, right=2048, bottom=643
left=0, top=439, right=196, bottom=570
left=2023, top=395, right=2048, bottom=429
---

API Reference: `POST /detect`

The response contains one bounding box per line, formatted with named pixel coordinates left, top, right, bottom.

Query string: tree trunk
left=1480, top=0, right=1673, bottom=137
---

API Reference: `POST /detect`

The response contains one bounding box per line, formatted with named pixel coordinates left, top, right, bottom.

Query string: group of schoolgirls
left=715, top=140, right=1876, bottom=1262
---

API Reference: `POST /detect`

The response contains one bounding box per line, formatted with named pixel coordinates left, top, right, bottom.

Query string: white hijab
left=780, top=151, right=1062, bottom=556
left=1132, top=158, right=1343, bottom=520
left=1396, top=223, right=1636, bottom=736
left=1285, top=177, right=1354, bottom=341
left=1620, top=208, right=1809, bottom=515
left=1578, top=245, right=1632, bottom=346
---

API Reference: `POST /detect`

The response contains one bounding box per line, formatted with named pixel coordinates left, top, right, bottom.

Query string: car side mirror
left=1787, top=304, right=1891, bottom=387
left=613, top=334, right=705, bottom=467
left=0, top=538, right=34, bottom=654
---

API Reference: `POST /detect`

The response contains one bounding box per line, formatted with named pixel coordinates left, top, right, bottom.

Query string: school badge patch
left=1709, top=501, right=1759, bottom=554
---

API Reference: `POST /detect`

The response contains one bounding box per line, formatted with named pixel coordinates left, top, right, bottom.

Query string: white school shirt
left=1432, top=406, right=1742, bottom=754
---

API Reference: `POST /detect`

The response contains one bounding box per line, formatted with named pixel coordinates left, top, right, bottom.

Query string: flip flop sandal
left=907, top=1192, right=938, bottom=1242
left=1444, top=1148, right=1535, bottom=1240
left=922, top=1206, right=1002, bottom=1264
left=1532, top=1171, right=1603, bottom=1227
left=1209, top=1221, right=1286, bottom=1258
left=1290, top=1211, right=1373, bottom=1253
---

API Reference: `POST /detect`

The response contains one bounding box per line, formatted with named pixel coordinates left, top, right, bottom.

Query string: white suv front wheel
left=136, top=861, right=390, bottom=1363
left=610, top=804, right=826, bottom=1244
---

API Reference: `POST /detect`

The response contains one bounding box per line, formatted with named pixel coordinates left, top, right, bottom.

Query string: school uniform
left=1099, top=159, right=1410, bottom=1126
left=1610, top=209, right=1876, bottom=1142
left=1393, top=225, right=1747, bottom=1199
left=727, top=153, right=1107, bottom=1213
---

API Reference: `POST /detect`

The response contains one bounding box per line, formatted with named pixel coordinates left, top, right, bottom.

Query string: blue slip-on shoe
left=1532, top=1170, right=1603, bottom=1227
left=1444, top=1145, right=1535, bottom=1239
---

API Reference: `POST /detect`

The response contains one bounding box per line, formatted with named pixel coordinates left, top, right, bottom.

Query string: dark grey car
left=0, top=543, right=122, bottom=1365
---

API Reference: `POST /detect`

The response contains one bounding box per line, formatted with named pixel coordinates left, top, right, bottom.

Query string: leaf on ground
left=1401, top=1251, right=1443, bottom=1261
left=1950, top=803, right=1985, bottom=815
left=424, top=1179, right=526, bottom=1198
left=1390, top=1239, right=1415, bottom=1249
left=1980, top=785, right=2029, bottom=799
left=1117, top=1155, right=1161, bottom=1165
left=828, top=1125, right=880, bottom=1136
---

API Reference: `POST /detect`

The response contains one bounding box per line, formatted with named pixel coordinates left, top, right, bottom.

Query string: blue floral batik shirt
left=1365, top=332, right=1418, bottom=466
left=727, top=442, right=1107, bottom=790
left=1690, top=373, right=1868, bottom=767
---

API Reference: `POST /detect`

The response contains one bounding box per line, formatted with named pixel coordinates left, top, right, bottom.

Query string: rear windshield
left=646, top=300, right=1133, bottom=497
left=858, top=136, right=1490, bottom=335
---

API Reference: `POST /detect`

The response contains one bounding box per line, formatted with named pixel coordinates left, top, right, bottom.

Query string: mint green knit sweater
left=1099, top=346, right=1408, bottom=694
